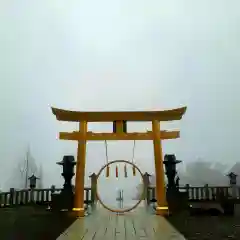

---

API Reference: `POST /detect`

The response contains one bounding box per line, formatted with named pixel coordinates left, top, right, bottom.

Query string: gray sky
left=0, top=1, right=240, bottom=197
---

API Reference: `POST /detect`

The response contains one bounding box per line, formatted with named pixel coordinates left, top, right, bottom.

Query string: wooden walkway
left=57, top=206, right=186, bottom=240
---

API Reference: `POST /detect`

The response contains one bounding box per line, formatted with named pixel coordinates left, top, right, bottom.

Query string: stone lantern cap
left=143, top=172, right=151, bottom=176
left=28, top=174, right=39, bottom=187
left=227, top=171, right=238, bottom=177
left=57, top=155, right=76, bottom=165
left=89, top=173, right=97, bottom=178
left=28, top=174, right=39, bottom=180
left=163, top=154, right=182, bottom=164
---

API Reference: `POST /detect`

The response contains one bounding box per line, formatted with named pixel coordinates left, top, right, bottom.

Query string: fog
left=0, top=1, right=239, bottom=204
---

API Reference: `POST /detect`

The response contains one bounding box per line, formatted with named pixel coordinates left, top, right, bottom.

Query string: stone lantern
left=51, top=155, right=76, bottom=211
left=227, top=172, right=238, bottom=186
left=28, top=174, right=39, bottom=189
left=227, top=171, right=238, bottom=199
left=163, top=154, right=182, bottom=190
left=163, top=154, right=188, bottom=213
left=57, top=155, right=76, bottom=194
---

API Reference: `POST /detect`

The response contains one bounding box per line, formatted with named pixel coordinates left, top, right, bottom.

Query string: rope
left=131, top=140, right=136, bottom=163
left=131, top=140, right=136, bottom=176
left=105, top=140, right=110, bottom=177
left=104, top=140, right=109, bottom=164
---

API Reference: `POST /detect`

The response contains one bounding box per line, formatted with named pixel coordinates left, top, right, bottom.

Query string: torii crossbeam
left=51, top=106, right=187, bottom=217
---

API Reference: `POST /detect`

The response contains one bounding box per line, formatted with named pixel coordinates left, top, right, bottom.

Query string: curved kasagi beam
left=51, top=106, right=187, bottom=122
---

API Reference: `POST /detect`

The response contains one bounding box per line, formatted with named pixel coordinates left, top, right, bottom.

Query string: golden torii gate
left=51, top=106, right=187, bottom=217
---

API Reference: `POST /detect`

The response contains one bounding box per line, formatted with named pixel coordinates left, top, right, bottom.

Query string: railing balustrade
left=0, top=186, right=92, bottom=208
left=147, top=185, right=240, bottom=203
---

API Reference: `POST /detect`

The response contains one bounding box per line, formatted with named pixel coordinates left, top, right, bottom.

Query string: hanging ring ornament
left=96, top=160, right=145, bottom=213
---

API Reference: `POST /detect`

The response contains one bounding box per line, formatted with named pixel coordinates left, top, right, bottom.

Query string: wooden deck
left=57, top=206, right=186, bottom=240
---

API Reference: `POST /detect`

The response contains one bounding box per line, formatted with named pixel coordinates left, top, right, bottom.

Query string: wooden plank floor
left=57, top=206, right=186, bottom=240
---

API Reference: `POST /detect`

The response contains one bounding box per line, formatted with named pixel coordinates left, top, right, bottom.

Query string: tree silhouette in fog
left=7, top=146, right=39, bottom=189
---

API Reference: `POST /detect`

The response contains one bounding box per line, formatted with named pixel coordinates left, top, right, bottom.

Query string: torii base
left=72, top=208, right=85, bottom=218
left=156, top=206, right=169, bottom=216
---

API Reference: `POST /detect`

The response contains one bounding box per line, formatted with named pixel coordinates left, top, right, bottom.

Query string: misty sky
left=0, top=1, right=239, bottom=196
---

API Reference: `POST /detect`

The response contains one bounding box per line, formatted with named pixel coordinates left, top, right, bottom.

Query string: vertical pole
left=90, top=173, right=97, bottom=209
left=9, top=188, right=15, bottom=206
left=152, top=120, right=168, bottom=216
left=143, top=172, right=150, bottom=202
left=73, top=121, right=88, bottom=217
left=25, top=146, right=29, bottom=189
left=116, top=121, right=123, bottom=133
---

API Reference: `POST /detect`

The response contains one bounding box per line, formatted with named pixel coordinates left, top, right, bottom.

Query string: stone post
left=143, top=172, right=151, bottom=204
left=9, top=188, right=15, bottom=206
left=89, top=173, right=97, bottom=208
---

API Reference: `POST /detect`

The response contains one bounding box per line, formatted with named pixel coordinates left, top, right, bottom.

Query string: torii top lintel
left=51, top=106, right=187, bottom=122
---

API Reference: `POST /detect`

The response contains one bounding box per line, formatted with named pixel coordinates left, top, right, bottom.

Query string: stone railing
left=147, top=184, right=240, bottom=203
left=0, top=186, right=92, bottom=208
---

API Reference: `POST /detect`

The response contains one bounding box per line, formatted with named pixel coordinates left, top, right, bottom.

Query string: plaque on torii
left=51, top=107, right=187, bottom=217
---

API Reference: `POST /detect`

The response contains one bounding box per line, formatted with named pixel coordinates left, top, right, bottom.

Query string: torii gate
left=51, top=106, right=187, bottom=217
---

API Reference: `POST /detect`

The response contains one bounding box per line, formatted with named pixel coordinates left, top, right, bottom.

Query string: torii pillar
left=74, top=121, right=87, bottom=216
